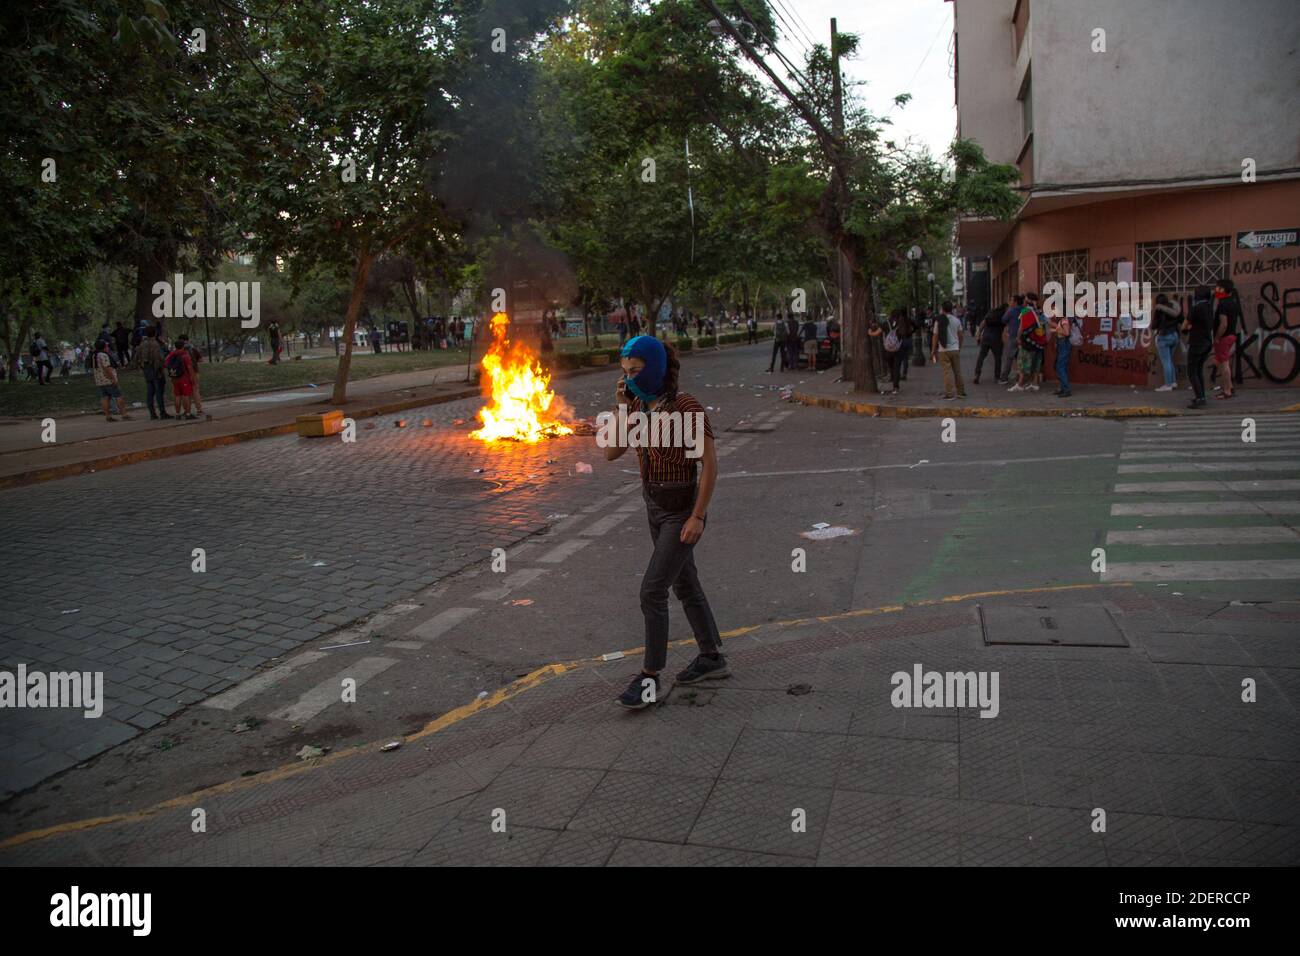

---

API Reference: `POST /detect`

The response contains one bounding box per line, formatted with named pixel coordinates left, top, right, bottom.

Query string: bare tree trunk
left=332, top=251, right=374, bottom=405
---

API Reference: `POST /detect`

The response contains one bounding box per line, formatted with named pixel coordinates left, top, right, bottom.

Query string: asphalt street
left=2, top=342, right=1298, bottom=846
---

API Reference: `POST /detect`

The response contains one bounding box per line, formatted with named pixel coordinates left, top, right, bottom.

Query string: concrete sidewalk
left=3, top=585, right=1295, bottom=866
left=793, top=342, right=1300, bottom=419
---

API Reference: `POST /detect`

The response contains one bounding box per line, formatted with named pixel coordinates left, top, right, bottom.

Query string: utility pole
left=700, top=1, right=861, bottom=383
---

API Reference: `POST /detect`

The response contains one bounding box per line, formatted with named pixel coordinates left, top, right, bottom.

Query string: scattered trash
left=1172, top=592, right=1183, bottom=596
left=476, top=691, right=489, bottom=700
left=811, top=522, right=830, bottom=530
left=545, top=458, right=556, bottom=465
left=510, top=598, right=534, bottom=607
left=380, top=741, right=402, bottom=753
left=320, top=639, right=371, bottom=650
left=132, top=401, right=144, bottom=408
left=601, top=651, right=625, bottom=662
left=308, top=383, right=318, bottom=388
left=574, top=462, right=593, bottom=474
left=61, top=609, right=80, bottom=615
left=154, top=738, right=174, bottom=751
left=909, top=459, right=931, bottom=469
left=546, top=513, right=570, bottom=520
left=395, top=419, right=408, bottom=428
left=473, top=467, right=485, bottom=473
left=296, top=745, right=327, bottom=760
left=233, top=717, right=261, bottom=734
left=787, top=683, right=813, bottom=696
left=312, top=561, right=327, bottom=567
left=800, top=526, right=858, bottom=540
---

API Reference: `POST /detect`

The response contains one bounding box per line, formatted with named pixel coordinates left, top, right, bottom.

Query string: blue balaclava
left=620, top=335, right=668, bottom=403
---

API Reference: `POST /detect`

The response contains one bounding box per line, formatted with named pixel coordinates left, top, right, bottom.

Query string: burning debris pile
left=470, top=313, right=574, bottom=443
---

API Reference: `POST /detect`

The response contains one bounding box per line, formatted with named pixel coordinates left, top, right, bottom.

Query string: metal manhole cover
left=979, top=604, right=1129, bottom=647
left=438, top=478, right=505, bottom=496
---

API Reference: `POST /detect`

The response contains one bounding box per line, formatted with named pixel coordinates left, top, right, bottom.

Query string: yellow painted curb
left=0, top=581, right=1130, bottom=852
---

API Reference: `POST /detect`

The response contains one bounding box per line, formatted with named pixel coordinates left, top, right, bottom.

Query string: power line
left=731, top=0, right=827, bottom=116
left=770, top=0, right=818, bottom=56
left=773, top=0, right=820, bottom=54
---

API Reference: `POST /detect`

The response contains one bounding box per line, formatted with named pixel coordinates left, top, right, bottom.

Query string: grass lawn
left=0, top=349, right=471, bottom=418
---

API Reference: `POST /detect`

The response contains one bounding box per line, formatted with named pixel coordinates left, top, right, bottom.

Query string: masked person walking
left=1185, top=286, right=1215, bottom=408
left=1212, top=278, right=1242, bottom=399
left=604, top=335, right=727, bottom=710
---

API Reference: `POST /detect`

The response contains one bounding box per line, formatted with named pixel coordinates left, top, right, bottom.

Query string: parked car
left=801, top=320, right=840, bottom=369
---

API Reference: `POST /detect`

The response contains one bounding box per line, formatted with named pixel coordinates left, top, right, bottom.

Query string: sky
left=758, top=0, right=957, bottom=158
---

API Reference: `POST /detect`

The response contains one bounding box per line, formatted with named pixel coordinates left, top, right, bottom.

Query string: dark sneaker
left=616, top=672, right=662, bottom=710
left=675, top=653, right=731, bottom=685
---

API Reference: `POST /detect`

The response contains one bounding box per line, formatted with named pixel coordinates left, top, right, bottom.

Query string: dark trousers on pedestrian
left=974, top=340, right=1002, bottom=382
left=1188, top=340, right=1213, bottom=401
left=1054, top=338, right=1072, bottom=393
left=769, top=338, right=785, bottom=371
left=640, top=488, right=722, bottom=673
left=897, top=340, right=912, bottom=379
left=785, top=339, right=800, bottom=370
left=37, top=360, right=52, bottom=384
left=883, top=351, right=901, bottom=389
left=144, top=371, right=167, bottom=417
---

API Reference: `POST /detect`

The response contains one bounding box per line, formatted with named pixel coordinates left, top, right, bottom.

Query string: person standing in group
left=1212, top=278, right=1242, bottom=399
left=973, top=303, right=1005, bottom=385
left=784, top=312, right=801, bottom=370
left=1000, top=295, right=1025, bottom=384
left=869, top=308, right=907, bottom=394
left=800, top=314, right=818, bottom=370
left=746, top=314, right=757, bottom=344
left=370, top=326, right=383, bottom=354
left=895, top=309, right=914, bottom=380
left=164, top=334, right=198, bottom=419
left=931, top=301, right=966, bottom=399
left=1049, top=301, right=1077, bottom=398
left=1185, top=285, right=1215, bottom=409
left=136, top=326, right=172, bottom=420
left=767, top=313, right=787, bottom=372
left=1152, top=293, right=1183, bottom=392
left=604, top=335, right=727, bottom=709
left=93, top=339, right=132, bottom=422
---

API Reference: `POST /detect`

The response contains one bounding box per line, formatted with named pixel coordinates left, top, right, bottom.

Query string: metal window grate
left=1038, top=249, right=1088, bottom=290
left=1136, top=237, right=1230, bottom=295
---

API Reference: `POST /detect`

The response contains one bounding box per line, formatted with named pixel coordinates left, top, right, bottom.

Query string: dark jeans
left=883, top=350, right=901, bottom=389
left=974, top=340, right=1002, bottom=381
left=1054, top=337, right=1072, bottom=392
left=897, top=340, right=912, bottom=379
left=785, top=339, right=800, bottom=369
left=144, top=371, right=167, bottom=416
left=1188, top=340, right=1213, bottom=401
left=769, top=338, right=786, bottom=371
left=639, top=487, right=721, bottom=673
left=37, top=360, right=53, bottom=384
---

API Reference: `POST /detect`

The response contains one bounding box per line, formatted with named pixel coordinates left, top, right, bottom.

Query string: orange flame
left=470, top=313, right=573, bottom=443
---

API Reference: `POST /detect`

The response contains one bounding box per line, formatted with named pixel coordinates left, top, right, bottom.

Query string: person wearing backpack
left=767, top=314, right=787, bottom=372
left=164, top=335, right=198, bottom=419
left=868, top=309, right=907, bottom=394
left=1212, top=277, right=1242, bottom=399
left=1049, top=302, right=1077, bottom=398
left=929, top=301, right=966, bottom=399
left=1008, top=293, right=1047, bottom=391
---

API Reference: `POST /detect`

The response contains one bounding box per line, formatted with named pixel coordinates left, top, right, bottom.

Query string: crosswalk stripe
left=1123, top=437, right=1300, bottom=447
left=582, top=512, right=634, bottom=536
left=1111, top=501, right=1300, bottom=516
left=1101, top=560, right=1300, bottom=582
left=269, top=657, right=398, bottom=723
left=1105, top=527, right=1299, bottom=545
left=1116, top=461, right=1300, bottom=474
left=1120, top=449, right=1300, bottom=459
left=1127, top=420, right=1300, bottom=430
left=473, top=567, right=547, bottom=600
left=1114, top=480, right=1300, bottom=493
left=409, top=606, right=479, bottom=640
left=536, top=538, right=592, bottom=563
left=203, top=651, right=329, bottom=711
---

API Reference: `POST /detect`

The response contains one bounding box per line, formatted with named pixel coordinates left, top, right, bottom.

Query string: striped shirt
left=628, top=391, right=714, bottom=483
